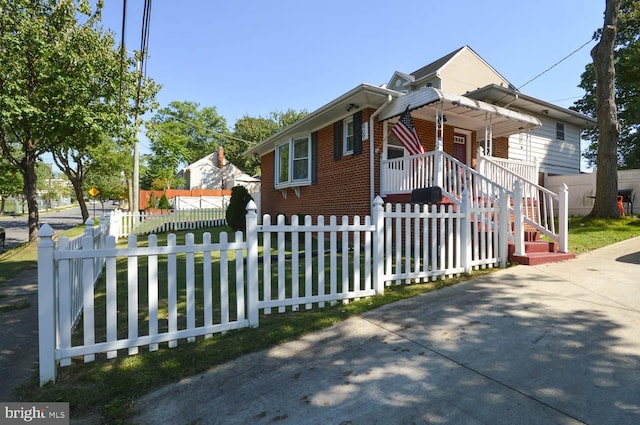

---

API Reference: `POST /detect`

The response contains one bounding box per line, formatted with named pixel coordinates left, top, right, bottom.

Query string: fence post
left=245, top=200, right=259, bottom=327
left=37, top=224, right=57, bottom=385
left=372, top=196, right=385, bottom=295
left=460, top=189, right=472, bottom=274
left=498, top=189, right=509, bottom=268
left=512, top=181, right=525, bottom=256
left=558, top=183, right=569, bottom=253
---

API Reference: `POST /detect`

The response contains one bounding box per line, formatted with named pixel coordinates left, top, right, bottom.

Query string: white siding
left=508, top=116, right=581, bottom=175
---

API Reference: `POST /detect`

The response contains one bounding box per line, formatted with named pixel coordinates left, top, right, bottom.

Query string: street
left=0, top=202, right=117, bottom=251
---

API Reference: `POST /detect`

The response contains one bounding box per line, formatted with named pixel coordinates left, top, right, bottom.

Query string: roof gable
left=395, top=46, right=515, bottom=94
left=410, top=46, right=465, bottom=81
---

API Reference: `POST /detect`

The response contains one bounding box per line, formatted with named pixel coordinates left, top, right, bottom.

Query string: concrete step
left=510, top=251, right=576, bottom=266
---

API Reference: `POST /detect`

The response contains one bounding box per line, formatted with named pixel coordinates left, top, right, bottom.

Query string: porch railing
left=476, top=150, right=538, bottom=188
left=380, top=150, right=569, bottom=253
left=474, top=154, right=567, bottom=251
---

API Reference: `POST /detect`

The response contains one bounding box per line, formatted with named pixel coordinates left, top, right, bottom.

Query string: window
left=343, top=117, right=354, bottom=155
left=275, top=136, right=311, bottom=188
left=556, top=123, right=565, bottom=140
left=276, top=143, right=289, bottom=184
left=292, top=137, right=309, bottom=180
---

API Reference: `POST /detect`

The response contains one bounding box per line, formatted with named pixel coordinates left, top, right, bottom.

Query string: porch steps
left=508, top=231, right=575, bottom=266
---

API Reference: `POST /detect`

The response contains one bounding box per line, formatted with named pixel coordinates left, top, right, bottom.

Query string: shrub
left=158, top=193, right=172, bottom=210
left=226, top=186, right=253, bottom=231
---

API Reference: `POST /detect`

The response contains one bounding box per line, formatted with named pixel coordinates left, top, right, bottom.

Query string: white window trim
left=274, top=135, right=312, bottom=190
left=343, top=117, right=354, bottom=156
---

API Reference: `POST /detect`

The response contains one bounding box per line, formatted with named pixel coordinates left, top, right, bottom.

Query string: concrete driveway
left=130, top=237, right=640, bottom=424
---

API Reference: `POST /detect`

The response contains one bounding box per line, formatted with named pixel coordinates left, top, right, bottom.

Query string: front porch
left=377, top=88, right=572, bottom=265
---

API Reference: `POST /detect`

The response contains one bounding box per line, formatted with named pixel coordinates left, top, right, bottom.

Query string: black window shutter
left=333, top=120, right=342, bottom=160
left=353, top=111, right=363, bottom=156
left=311, top=131, right=318, bottom=184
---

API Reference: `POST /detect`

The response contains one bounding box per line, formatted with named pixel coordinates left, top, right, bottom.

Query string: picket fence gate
left=37, top=191, right=511, bottom=385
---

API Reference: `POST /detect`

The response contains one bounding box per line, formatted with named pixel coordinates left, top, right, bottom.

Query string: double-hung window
left=556, top=123, right=565, bottom=140
left=275, top=136, right=311, bottom=188
left=343, top=117, right=354, bottom=155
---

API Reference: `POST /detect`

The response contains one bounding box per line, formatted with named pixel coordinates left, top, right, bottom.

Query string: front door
left=453, top=133, right=467, bottom=164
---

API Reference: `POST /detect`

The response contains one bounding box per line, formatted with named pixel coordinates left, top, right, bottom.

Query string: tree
left=144, top=101, right=227, bottom=189
left=575, top=0, right=640, bottom=170
left=589, top=0, right=622, bottom=218
left=229, top=109, right=307, bottom=176
left=0, top=0, right=154, bottom=238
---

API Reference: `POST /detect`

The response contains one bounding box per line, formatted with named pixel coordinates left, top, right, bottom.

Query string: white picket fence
left=37, top=192, right=511, bottom=385
left=108, top=208, right=227, bottom=239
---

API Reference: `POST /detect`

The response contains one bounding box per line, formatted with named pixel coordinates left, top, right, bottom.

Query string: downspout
left=370, top=95, right=394, bottom=206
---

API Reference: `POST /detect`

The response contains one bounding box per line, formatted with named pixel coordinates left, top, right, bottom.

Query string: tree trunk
left=69, top=176, right=90, bottom=222
left=589, top=0, right=621, bottom=218
left=21, top=154, right=40, bottom=242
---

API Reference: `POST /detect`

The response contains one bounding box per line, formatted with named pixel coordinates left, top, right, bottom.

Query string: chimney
left=217, top=146, right=224, bottom=169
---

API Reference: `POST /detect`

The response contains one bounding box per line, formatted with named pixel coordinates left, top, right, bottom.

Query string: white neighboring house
left=175, top=147, right=261, bottom=210
left=179, top=147, right=260, bottom=192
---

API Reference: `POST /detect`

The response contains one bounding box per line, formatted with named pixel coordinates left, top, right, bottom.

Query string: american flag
left=391, top=107, right=424, bottom=156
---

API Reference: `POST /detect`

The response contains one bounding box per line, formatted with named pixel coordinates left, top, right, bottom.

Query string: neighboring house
left=245, top=45, right=596, bottom=220
left=178, top=146, right=260, bottom=194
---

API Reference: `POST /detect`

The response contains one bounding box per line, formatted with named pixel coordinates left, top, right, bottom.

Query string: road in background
left=0, top=202, right=118, bottom=251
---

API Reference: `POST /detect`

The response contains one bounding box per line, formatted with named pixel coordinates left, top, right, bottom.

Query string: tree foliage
left=144, top=101, right=227, bottom=190
left=229, top=109, right=307, bottom=176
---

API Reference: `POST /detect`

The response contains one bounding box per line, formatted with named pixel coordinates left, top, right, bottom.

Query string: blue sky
left=100, top=0, right=605, bottom=129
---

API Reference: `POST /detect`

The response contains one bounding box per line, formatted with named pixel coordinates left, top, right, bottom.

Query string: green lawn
left=5, top=214, right=640, bottom=423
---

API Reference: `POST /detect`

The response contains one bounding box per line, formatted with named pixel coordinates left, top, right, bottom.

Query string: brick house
left=245, top=46, right=595, bottom=220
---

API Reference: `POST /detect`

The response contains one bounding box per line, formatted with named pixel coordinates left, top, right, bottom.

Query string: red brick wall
left=261, top=109, right=376, bottom=220
left=259, top=110, right=486, bottom=220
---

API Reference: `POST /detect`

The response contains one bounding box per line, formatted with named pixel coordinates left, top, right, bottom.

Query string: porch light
left=347, top=103, right=359, bottom=112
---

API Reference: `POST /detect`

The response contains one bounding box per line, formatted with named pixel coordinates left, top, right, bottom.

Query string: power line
left=517, top=36, right=596, bottom=91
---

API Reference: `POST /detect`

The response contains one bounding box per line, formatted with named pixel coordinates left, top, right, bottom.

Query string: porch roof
left=378, top=87, right=542, bottom=138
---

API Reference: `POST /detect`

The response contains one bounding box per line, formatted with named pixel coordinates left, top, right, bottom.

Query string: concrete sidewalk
left=131, top=237, right=640, bottom=425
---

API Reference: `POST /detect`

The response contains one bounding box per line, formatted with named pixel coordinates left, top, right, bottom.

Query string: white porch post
left=558, top=183, right=569, bottom=253
left=37, top=224, right=57, bottom=385
left=435, top=104, right=444, bottom=188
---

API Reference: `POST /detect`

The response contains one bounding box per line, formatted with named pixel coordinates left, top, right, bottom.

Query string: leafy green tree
left=229, top=109, right=307, bottom=176
left=575, top=0, right=640, bottom=170
left=145, top=101, right=227, bottom=189
left=0, top=0, right=156, bottom=237
left=573, top=0, right=626, bottom=218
